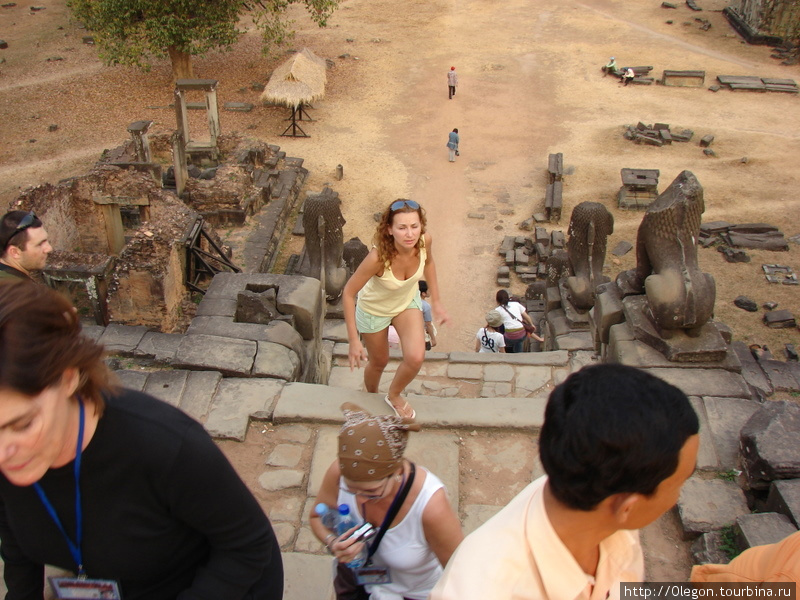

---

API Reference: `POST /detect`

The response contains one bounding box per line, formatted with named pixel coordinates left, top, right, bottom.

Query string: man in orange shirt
left=431, top=364, right=700, bottom=600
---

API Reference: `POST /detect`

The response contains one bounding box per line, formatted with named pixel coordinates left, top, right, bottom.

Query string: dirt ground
left=2, top=0, right=799, bottom=584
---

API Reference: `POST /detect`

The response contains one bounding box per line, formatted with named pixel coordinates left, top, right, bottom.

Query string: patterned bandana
left=338, top=402, right=421, bottom=481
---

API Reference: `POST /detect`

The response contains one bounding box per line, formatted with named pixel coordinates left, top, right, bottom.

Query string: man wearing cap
left=475, top=310, right=506, bottom=353
left=0, top=210, right=52, bottom=281
left=447, top=66, right=459, bottom=99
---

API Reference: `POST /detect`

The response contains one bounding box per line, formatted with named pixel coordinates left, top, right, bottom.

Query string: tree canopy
left=68, top=0, right=339, bottom=79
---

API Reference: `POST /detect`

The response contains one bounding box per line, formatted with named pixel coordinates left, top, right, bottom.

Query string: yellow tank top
left=358, top=243, right=427, bottom=318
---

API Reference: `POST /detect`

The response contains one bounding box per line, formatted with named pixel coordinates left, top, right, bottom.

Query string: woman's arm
left=422, top=233, right=450, bottom=326
left=309, top=462, right=364, bottom=564
left=342, top=249, right=382, bottom=370
left=422, top=489, right=464, bottom=567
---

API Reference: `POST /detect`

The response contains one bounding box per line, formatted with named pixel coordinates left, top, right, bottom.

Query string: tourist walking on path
left=310, top=403, right=463, bottom=600
left=0, top=210, right=52, bottom=281
left=475, top=310, right=506, bottom=353
left=0, top=283, right=284, bottom=600
left=447, top=129, right=459, bottom=162
left=447, top=66, right=459, bottom=99
left=343, top=199, right=449, bottom=420
left=495, top=289, right=542, bottom=353
left=419, top=280, right=437, bottom=350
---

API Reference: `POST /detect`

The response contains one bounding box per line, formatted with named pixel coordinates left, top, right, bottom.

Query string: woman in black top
left=0, top=282, right=283, bottom=599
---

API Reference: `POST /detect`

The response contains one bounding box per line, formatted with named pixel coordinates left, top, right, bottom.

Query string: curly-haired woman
left=342, top=200, right=449, bottom=419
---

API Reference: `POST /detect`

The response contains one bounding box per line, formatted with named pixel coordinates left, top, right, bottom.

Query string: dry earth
left=1, top=0, right=800, bottom=586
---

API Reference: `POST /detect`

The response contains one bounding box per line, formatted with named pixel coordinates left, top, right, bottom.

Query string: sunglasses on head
left=1, top=211, right=36, bottom=251
left=390, top=200, right=420, bottom=212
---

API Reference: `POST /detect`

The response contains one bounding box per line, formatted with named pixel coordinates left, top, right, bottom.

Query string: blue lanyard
left=33, top=398, right=86, bottom=577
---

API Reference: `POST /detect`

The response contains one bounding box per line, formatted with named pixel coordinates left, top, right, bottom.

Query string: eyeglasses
left=390, top=200, right=420, bottom=212
left=1, top=211, right=36, bottom=251
left=340, top=475, right=394, bottom=501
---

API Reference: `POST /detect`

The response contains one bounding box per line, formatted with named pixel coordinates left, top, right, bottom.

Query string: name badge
left=354, top=565, right=392, bottom=586
left=49, top=577, right=122, bottom=599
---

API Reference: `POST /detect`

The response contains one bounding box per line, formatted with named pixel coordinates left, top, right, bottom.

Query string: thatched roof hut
left=261, top=48, right=327, bottom=109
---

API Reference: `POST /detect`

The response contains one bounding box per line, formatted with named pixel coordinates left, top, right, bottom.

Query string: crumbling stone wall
left=729, top=0, right=800, bottom=39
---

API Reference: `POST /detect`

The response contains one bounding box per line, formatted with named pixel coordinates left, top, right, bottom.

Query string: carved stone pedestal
left=622, top=295, right=728, bottom=363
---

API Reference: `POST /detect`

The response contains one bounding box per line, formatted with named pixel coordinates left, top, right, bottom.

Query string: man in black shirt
left=0, top=210, right=52, bottom=281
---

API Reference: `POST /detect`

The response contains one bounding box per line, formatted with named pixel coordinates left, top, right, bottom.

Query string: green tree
left=68, top=0, right=338, bottom=81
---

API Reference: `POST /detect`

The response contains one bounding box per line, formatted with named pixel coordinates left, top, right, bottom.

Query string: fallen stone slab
left=720, top=247, right=749, bottom=263
left=701, top=221, right=733, bottom=234
left=611, top=240, right=633, bottom=256
left=700, top=134, right=715, bottom=147
left=644, top=367, right=751, bottom=399
left=756, top=358, right=799, bottom=392
left=99, top=324, right=149, bottom=356
left=677, top=477, right=750, bottom=536
left=766, top=479, right=800, bottom=527
left=735, top=512, right=797, bottom=551
left=690, top=531, right=731, bottom=565
left=703, top=396, right=762, bottom=470
left=224, top=102, right=254, bottom=112
left=741, top=401, right=800, bottom=489
left=727, top=232, right=789, bottom=251
left=205, top=378, right=284, bottom=440
left=175, top=334, right=256, bottom=376
left=731, top=341, right=772, bottom=397
left=764, top=309, right=796, bottom=328
left=252, top=341, right=301, bottom=380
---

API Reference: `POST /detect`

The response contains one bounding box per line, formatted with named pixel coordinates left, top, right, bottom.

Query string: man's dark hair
left=0, top=210, right=43, bottom=254
left=418, top=280, right=428, bottom=294
left=539, top=363, right=698, bottom=511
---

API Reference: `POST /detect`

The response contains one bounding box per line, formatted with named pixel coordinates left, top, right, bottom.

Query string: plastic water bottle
left=314, top=503, right=337, bottom=530
left=335, top=504, right=368, bottom=568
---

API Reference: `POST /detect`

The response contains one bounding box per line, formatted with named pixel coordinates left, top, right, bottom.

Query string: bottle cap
left=314, top=503, right=329, bottom=516
left=338, top=504, right=350, bottom=515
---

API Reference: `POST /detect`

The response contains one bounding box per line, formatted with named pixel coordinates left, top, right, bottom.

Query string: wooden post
left=100, top=204, right=125, bottom=254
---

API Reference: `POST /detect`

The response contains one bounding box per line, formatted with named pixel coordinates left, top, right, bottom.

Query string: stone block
left=703, top=396, right=762, bottom=470
left=406, top=431, right=460, bottom=511
left=731, top=341, right=772, bottom=397
left=308, top=426, right=339, bottom=497
left=327, top=366, right=364, bottom=390
left=143, top=370, right=189, bottom=407
left=515, top=366, right=552, bottom=394
left=99, top=324, right=149, bottom=355
left=688, top=397, right=719, bottom=471
left=175, top=334, right=256, bottom=376
left=480, top=382, right=513, bottom=397
left=253, top=342, right=301, bottom=381
left=545, top=286, right=561, bottom=311
left=735, top=513, right=797, bottom=551
left=677, top=478, right=750, bottom=536
left=447, top=363, right=483, bottom=379
left=322, top=319, right=348, bottom=343
left=644, top=368, right=750, bottom=399
left=180, top=370, right=221, bottom=422
left=766, top=479, right=800, bottom=527
left=114, top=369, right=149, bottom=392
left=757, top=359, right=799, bottom=392
left=266, top=444, right=304, bottom=468
left=484, top=364, right=514, bottom=382
left=690, top=531, right=731, bottom=565
left=764, top=309, right=796, bottom=329
left=555, top=332, right=594, bottom=351
left=741, top=401, right=800, bottom=489
left=547, top=309, right=571, bottom=337
left=258, top=469, right=304, bottom=491
left=81, top=325, right=105, bottom=343
left=194, top=297, right=237, bottom=318
left=592, top=283, right=625, bottom=344
left=275, top=275, right=322, bottom=340
left=622, top=295, right=727, bottom=363
left=205, top=378, right=284, bottom=440
left=282, top=552, right=335, bottom=600
left=135, top=332, right=183, bottom=362
left=236, top=288, right=279, bottom=324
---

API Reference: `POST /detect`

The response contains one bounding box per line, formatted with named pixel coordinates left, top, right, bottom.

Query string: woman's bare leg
left=360, top=329, right=390, bottom=393
left=389, top=308, right=426, bottom=418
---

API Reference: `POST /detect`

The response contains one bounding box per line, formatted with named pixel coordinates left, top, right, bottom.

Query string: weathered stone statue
left=566, top=202, right=614, bottom=310
left=619, top=170, right=715, bottom=331
left=301, top=187, right=347, bottom=301
left=342, top=237, right=369, bottom=276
